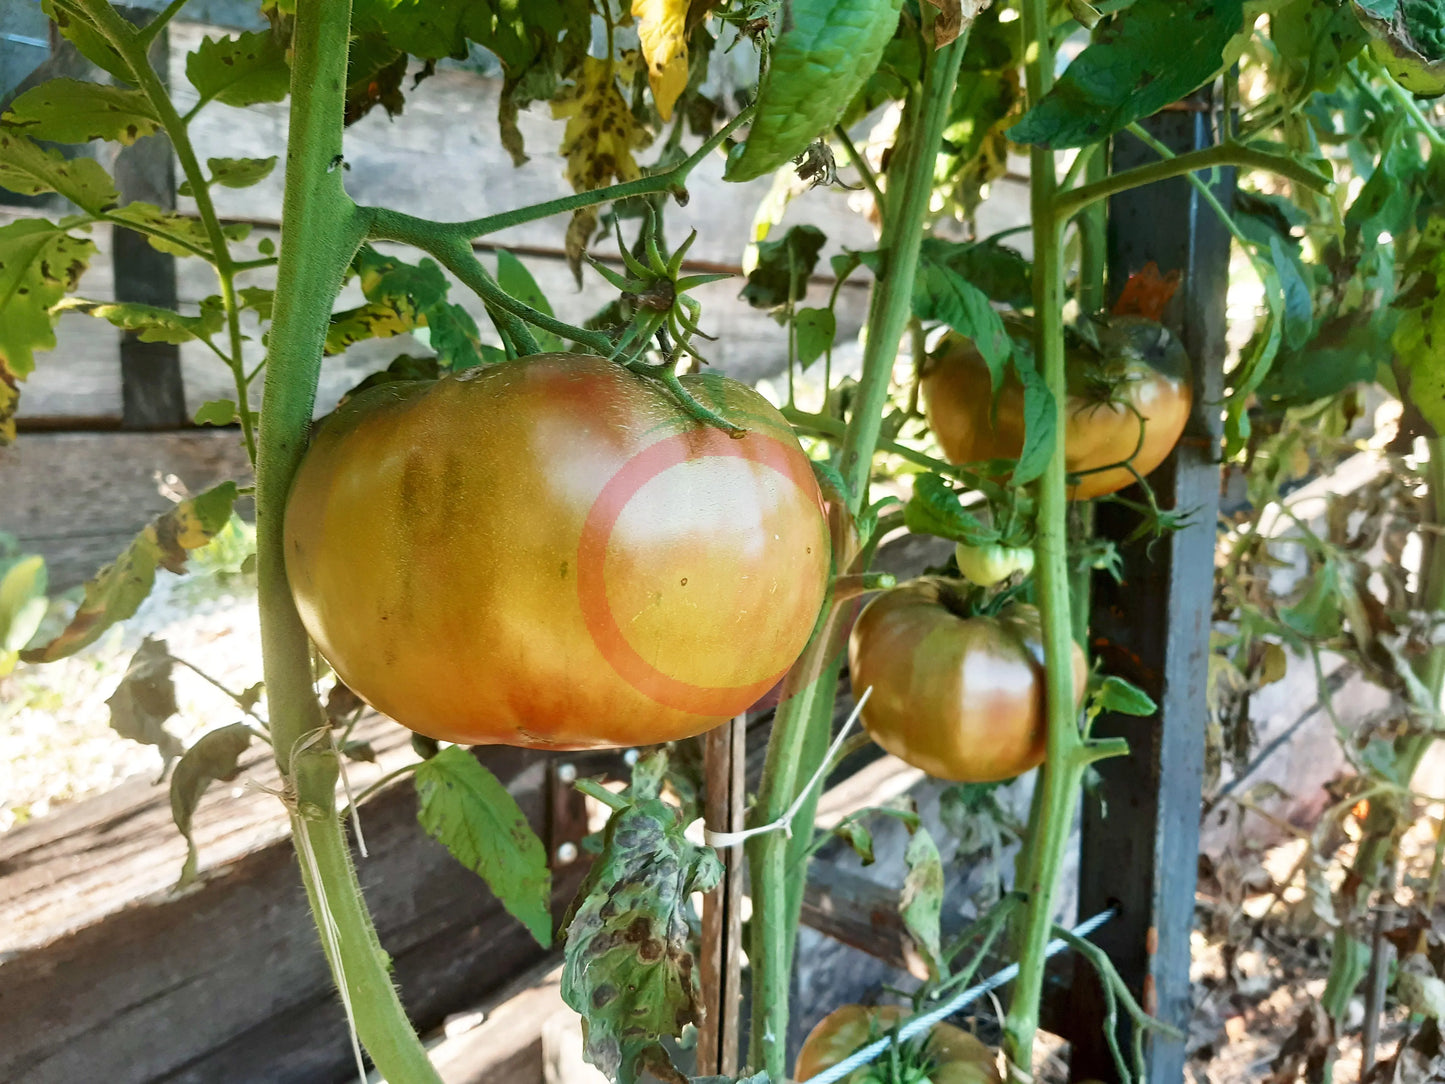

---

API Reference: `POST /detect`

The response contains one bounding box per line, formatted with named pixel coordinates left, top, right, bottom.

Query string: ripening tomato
left=920, top=316, right=1192, bottom=500
left=794, top=1004, right=1002, bottom=1084
left=847, top=579, right=1088, bottom=782
left=285, top=353, right=831, bottom=749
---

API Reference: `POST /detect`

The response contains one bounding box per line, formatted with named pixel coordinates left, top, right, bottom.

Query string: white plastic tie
left=703, top=686, right=872, bottom=849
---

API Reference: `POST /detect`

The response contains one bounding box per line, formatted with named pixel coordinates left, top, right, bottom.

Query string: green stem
left=835, top=122, right=886, bottom=219
left=838, top=37, right=966, bottom=510
left=89, top=0, right=258, bottom=460
left=363, top=106, right=754, bottom=245
left=745, top=28, right=969, bottom=1083
left=1003, top=0, right=1089, bottom=1071
left=252, top=3, right=441, bottom=1080
left=136, top=0, right=189, bottom=47
left=1055, top=140, right=1329, bottom=223
left=1363, top=53, right=1445, bottom=151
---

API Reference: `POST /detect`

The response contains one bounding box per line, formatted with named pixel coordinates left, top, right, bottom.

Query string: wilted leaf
left=833, top=820, right=876, bottom=865
left=901, top=827, right=946, bottom=981
left=633, top=0, right=690, bottom=120
left=107, top=637, right=184, bottom=771
left=4, top=79, right=160, bottom=145
left=415, top=746, right=553, bottom=945
left=186, top=31, right=291, bottom=109
left=561, top=753, right=722, bottom=1083
left=552, top=56, right=652, bottom=279
left=171, top=722, right=253, bottom=886
left=23, top=483, right=239, bottom=662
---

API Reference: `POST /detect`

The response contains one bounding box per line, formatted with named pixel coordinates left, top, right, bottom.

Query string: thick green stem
left=838, top=38, right=966, bottom=507
left=1002, top=0, right=1089, bottom=1071
left=745, top=28, right=968, bottom=1082
left=253, top=3, right=440, bottom=1080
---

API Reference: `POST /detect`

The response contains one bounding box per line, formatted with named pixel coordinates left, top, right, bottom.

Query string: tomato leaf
left=912, top=262, right=1012, bottom=391
left=414, top=746, right=553, bottom=947
left=900, top=827, right=946, bottom=981
left=1008, top=0, right=1246, bottom=148
left=178, top=155, right=278, bottom=195
left=186, top=31, right=291, bottom=109
left=52, top=298, right=225, bottom=345
left=1280, top=558, right=1345, bottom=641
left=1269, top=235, right=1314, bottom=351
left=1393, top=216, right=1445, bottom=435
left=331, top=246, right=484, bottom=368
left=0, top=550, right=47, bottom=676
left=496, top=250, right=565, bottom=353
left=561, top=753, right=722, bottom=1084
left=833, top=820, right=876, bottom=865
left=903, top=473, right=999, bottom=545
left=918, top=236, right=1033, bottom=310
left=0, top=130, right=119, bottom=214
left=1010, top=365, right=1056, bottom=487
left=107, top=637, right=185, bottom=773
left=793, top=306, right=837, bottom=369
left=741, top=225, right=827, bottom=310
left=171, top=722, right=253, bottom=887
left=1096, top=675, right=1157, bottom=717
left=552, top=56, right=653, bottom=279
left=193, top=399, right=239, bottom=426
left=22, top=482, right=240, bottom=662
left=0, top=219, right=97, bottom=398
left=108, top=201, right=251, bottom=259
left=40, top=0, right=135, bottom=84
left=725, top=0, right=906, bottom=181
left=3, top=78, right=161, bottom=145
left=633, top=0, right=690, bottom=121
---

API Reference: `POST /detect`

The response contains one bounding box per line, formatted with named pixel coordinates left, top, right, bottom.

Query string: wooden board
left=0, top=428, right=254, bottom=590
left=0, top=721, right=591, bottom=1084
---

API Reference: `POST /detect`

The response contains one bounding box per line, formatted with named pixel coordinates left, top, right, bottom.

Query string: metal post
left=1062, top=96, right=1232, bottom=1083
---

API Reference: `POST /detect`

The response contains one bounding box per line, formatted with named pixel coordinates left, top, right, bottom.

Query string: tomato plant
left=794, top=1004, right=1001, bottom=1084
left=848, top=579, right=1087, bottom=783
left=921, top=317, right=1192, bottom=500
left=9, top=0, right=1445, bottom=1081
left=285, top=353, right=830, bottom=748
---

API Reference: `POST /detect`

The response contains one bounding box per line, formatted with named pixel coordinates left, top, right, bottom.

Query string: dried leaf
left=633, top=0, right=690, bottom=120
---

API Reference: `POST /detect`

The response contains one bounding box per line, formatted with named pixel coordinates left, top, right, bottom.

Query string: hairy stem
left=253, top=3, right=441, bottom=1079
left=1003, top=0, right=1089, bottom=1071
left=746, top=26, right=969, bottom=1081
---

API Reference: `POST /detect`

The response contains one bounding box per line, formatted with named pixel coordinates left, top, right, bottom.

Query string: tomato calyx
left=589, top=208, right=746, bottom=436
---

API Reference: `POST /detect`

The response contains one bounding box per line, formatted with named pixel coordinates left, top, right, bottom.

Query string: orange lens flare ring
left=576, top=428, right=823, bottom=716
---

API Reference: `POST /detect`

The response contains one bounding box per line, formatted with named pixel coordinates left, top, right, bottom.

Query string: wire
left=804, top=906, right=1121, bottom=1084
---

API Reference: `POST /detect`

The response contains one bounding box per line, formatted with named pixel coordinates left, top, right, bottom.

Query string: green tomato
left=953, top=541, right=1035, bottom=587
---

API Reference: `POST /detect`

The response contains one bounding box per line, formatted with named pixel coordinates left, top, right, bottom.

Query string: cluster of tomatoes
left=283, top=307, right=1188, bottom=783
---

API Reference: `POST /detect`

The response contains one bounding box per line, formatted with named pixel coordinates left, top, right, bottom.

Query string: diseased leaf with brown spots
left=560, top=752, right=722, bottom=1084
left=633, top=0, right=691, bottom=120
left=0, top=218, right=96, bottom=441
left=53, top=297, right=226, bottom=345
left=325, top=246, right=483, bottom=367
left=3, top=79, right=161, bottom=145
left=107, top=637, right=185, bottom=773
left=551, top=55, right=653, bottom=280
left=171, top=721, right=254, bottom=887
left=23, top=482, right=239, bottom=662
left=108, top=202, right=250, bottom=260
left=0, top=130, right=119, bottom=214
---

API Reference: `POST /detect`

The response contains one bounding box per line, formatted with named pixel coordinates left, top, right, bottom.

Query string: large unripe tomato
left=284, top=353, right=830, bottom=749
left=920, top=316, right=1191, bottom=500
left=795, top=1004, right=1002, bottom=1084
left=847, top=579, right=1087, bottom=782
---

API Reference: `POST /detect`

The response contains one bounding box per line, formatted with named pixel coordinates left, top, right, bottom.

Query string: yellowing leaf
left=552, top=56, right=653, bottom=279
left=632, top=0, right=689, bottom=120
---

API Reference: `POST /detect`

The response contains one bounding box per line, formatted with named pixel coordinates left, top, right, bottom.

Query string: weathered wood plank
left=0, top=429, right=254, bottom=589
left=0, top=723, right=590, bottom=1084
